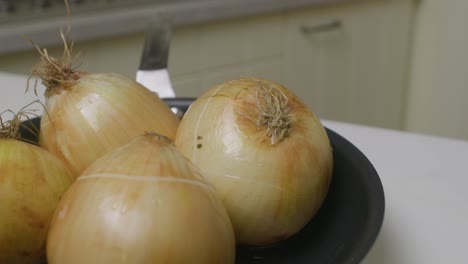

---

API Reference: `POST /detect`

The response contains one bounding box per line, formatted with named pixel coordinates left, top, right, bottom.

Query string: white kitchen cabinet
left=0, top=0, right=414, bottom=130
left=0, top=12, right=285, bottom=99
left=282, top=0, right=414, bottom=129
left=170, top=0, right=415, bottom=130
left=168, top=13, right=284, bottom=97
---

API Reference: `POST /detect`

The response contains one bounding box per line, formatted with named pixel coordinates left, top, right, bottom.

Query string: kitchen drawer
left=283, top=0, right=414, bottom=129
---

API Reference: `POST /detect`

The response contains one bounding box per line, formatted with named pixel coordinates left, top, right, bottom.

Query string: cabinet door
left=169, top=13, right=284, bottom=97
left=283, top=0, right=413, bottom=129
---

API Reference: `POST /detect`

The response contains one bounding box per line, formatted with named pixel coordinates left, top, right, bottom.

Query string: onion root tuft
left=30, top=11, right=81, bottom=98
left=236, top=79, right=292, bottom=145
left=0, top=100, right=42, bottom=144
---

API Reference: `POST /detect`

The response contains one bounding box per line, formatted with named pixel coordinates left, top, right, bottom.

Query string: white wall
left=405, top=0, right=468, bottom=140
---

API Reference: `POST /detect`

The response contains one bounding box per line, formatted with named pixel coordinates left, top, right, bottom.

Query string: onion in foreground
left=32, top=34, right=180, bottom=178
left=0, top=109, right=73, bottom=264
left=175, top=77, right=334, bottom=245
left=47, top=132, right=236, bottom=264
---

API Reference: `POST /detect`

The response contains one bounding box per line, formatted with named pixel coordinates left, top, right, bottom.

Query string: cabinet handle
left=300, top=20, right=342, bottom=34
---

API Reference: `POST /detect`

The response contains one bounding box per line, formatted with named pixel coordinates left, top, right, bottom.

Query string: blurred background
left=0, top=0, right=466, bottom=141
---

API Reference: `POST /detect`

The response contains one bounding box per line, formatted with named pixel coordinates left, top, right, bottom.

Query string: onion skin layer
left=47, top=133, right=236, bottom=264
left=0, top=139, right=73, bottom=264
left=175, top=78, right=334, bottom=245
left=39, top=72, right=180, bottom=178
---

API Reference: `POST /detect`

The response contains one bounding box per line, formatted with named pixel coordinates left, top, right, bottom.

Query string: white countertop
left=2, top=72, right=468, bottom=263
left=322, top=120, right=468, bottom=263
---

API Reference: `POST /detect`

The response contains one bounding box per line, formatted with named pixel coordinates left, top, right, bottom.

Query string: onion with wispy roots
left=32, top=32, right=180, bottom=178
left=175, top=77, right=334, bottom=245
left=46, top=132, right=236, bottom=264
left=0, top=108, right=73, bottom=264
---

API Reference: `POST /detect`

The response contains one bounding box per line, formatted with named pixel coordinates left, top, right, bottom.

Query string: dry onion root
left=32, top=30, right=180, bottom=178
left=46, top=132, right=236, bottom=264
left=0, top=106, right=73, bottom=264
left=175, top=77, right=334, bottom=245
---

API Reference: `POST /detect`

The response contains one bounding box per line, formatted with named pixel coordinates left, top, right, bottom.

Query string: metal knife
left=136, top=17, right=176, bottom=98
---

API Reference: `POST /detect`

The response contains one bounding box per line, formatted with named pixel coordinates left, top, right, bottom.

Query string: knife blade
left=136, top=17, right=176, bottom=98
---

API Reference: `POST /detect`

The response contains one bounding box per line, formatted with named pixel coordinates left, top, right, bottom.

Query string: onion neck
left=143, top=131, right=174, bottom=145
left=0, top=130, right=18, bottom=140
left=239, top=79, right=293, bottom=145
left=31, top=32, right=82, bottom=98
left=0, top=114, right=23, bottom=140
left=36, top=56, right=82, bottom=98
left=43, top=71, right=82, bottom=98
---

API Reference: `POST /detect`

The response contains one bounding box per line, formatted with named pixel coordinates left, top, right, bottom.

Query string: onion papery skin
left=175, top=78, right=334, bottom=245
left=46, top=133, right=235, bottom=264
left=0, top=139, right=73, bottom=264
left=39, top=72, right=180, bottom=178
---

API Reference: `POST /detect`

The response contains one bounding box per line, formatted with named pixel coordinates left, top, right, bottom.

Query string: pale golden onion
left=47, top=132, right=236, bottom=264
left=175, top=77, right=334, bottom=245
left=0, top=114, right=73, bottom=263
left=33, top=41, right=179, bottom=178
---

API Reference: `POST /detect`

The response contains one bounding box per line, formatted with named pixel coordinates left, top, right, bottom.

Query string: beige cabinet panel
left=172, top=57, right=283, bottom=97
left=283, top=0, right=413, bottom=129
left=0, top=1, right=413, bottom=131
left=169, top=13, right=283, bottom=76
left=168, top=12, right=284, bottom=97
left=405, top=0, right=468, bottom=140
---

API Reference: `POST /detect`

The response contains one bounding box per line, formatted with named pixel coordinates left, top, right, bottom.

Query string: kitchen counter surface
left=0, top=0, right=363, bottom=55
left=2, top=71, right=468, bottom=263
left=323, top=120, right=468, bottom=264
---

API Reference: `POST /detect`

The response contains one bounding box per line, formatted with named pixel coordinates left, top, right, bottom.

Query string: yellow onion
left=175, top=77, right=334, bottom=245
left=0, top=112, right=73, bottom=264
left=33, top=41, right=179, bottom=178
left=47, top=132, right=235, bottom=264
